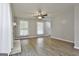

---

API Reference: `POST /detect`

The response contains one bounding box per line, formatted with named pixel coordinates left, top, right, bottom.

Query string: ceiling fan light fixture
left=38, top=16, right=42, bottom=19
left=33, top=9, right=47, bottom=20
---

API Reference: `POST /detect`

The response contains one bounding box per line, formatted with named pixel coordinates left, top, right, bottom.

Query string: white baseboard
left=74, top=46, right=79, bottom=49
left=16, top=36, right=36, bottom=39
left=51, top=36, right=73, bottom=43
left=26, top=36, right=37, bottom=38
left=16, top=35, right=49, bottom=39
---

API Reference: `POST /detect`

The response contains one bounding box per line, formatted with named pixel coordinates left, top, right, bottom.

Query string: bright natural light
left=37, top=22, right=44, bottom=35
left=19, top=20, right=29, bottom=36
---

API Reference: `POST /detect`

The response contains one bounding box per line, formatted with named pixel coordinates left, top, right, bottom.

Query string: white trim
left=16, top=35, right=49, bottom=39
left=26, top=36, right=37, bottom=38
left=74, top=46, right=79, bottom=49
left=7, top=50, right=11, bottom=56
left=50, top=36, right=73, bottom=43
left=16, top=36, right=37, bottom=39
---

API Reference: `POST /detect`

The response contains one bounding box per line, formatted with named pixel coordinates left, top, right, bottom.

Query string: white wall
left=0, top=3, right=13, bottom=54
left=74, top=5, right=79, bottom=49
left=43, top=17, right=52, bottom=36
left=0, top=3, right=3, bottom=51
left=51, top=8, right=74, bottom=43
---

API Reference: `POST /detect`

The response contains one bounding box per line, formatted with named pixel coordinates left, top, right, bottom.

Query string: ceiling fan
left=33, top=9, right=47, bottom=19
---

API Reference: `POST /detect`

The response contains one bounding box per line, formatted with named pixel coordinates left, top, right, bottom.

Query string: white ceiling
left=11, top=3, right=75, bottom=18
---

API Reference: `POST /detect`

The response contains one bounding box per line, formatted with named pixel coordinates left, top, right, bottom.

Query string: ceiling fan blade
left=43, top=14, right=47, bottom=16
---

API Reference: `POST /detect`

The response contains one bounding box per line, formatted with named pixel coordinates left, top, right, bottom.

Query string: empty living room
left=1, top=2, right=79, bottom=56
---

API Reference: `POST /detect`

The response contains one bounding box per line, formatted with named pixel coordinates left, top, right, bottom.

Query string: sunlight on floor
left=37, top=38, right=44, bottom=47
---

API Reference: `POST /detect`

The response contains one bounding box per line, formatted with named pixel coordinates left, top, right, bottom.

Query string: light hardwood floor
left=10, top=37, right=79, bottom=56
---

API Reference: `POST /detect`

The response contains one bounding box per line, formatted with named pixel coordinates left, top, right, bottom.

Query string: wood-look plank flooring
left=10, top=37, right=79, bottom=56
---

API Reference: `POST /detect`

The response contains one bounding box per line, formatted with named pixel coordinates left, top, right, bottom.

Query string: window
left=19, top=20, right=29, bottom=36
left=45, top=21, right=51, bottom=35
left=37, top=22, right=44, bottom=35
